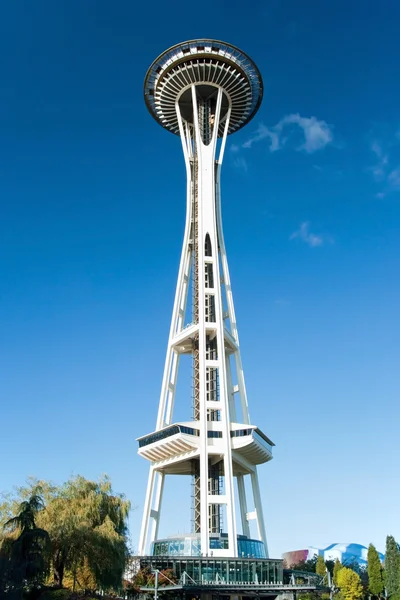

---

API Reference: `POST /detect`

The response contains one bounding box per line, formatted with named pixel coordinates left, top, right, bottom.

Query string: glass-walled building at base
left=151, top=534, right=267, bottom=558
left=140, top=556, right=283, bottom=585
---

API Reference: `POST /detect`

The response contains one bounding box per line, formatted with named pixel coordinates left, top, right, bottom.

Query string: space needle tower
left=138, top=40, right=274, bottom=560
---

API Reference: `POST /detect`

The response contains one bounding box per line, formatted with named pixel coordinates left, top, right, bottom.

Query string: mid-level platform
left=137, top=422, right=274, bottom=475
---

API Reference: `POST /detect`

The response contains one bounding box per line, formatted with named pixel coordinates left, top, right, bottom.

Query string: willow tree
left=0, top=476, right=131, bottom=591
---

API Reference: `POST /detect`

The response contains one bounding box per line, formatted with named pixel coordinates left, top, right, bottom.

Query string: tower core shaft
left=138, top=40, right=274, bottom=559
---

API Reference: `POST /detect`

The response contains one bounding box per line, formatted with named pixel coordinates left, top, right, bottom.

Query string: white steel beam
left=237, top=474, right=251, bottom=539
left=251, top=468, right=269, bottom=557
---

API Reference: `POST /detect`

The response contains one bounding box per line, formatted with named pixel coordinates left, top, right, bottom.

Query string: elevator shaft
left=191, top=93, right=222, bottom=536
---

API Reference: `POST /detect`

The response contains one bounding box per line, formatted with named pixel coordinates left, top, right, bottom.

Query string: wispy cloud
left=388, top=166, right=400, bottom=190
left=290, top=222, right=331, bottom=248
left=368, top=131, right=400, bottom=197
left=230, top=144, right=248, bottom=172
left=243, top=124, right=280, bottom=152
left=232, top=155, right=248, bottom=172
left=278, top=114, right=333, bottom=153
left=243, top=113, right=334, bottom=154
left=370, top=141, right=389, bottom=181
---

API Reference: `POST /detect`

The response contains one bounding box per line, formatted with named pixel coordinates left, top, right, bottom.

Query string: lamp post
left=152, top=569, right=159, bottom=600
left=151, top=568, right=178, bottom=600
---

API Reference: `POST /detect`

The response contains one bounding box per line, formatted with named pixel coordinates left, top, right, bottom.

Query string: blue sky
left=1, top=0, right=399, bottom=557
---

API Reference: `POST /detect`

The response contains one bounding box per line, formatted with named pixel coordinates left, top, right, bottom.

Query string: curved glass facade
left=138, top=425, right=199, bottom=448
left=138, top=425, right=274, bottom=449
left=139, top=556, right=283, bottom=586
left=151, top=534, right=266, bottom=558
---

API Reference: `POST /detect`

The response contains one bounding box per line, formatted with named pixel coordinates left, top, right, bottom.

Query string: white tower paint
left=138, top=40, right=274, bottom=559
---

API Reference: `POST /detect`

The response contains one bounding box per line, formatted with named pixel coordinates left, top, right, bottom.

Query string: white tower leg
left=251, top=469, right=269, bottom=556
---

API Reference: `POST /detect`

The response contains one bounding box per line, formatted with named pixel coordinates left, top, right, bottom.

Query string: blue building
left=283, top=543, right=384, bottom=567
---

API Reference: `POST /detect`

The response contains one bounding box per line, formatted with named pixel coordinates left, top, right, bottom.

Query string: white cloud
left=290, top=222, right=328, bottom=248
left=370, top=141, right=389, bottom=181
left=277, top=114, right=333, bottom=153
left=388, top=166, right=400, bottom=190
left=243, top=124, right=280, bottom=152
left=243, top=113, right=334, bottom=154
left=369, top=135, right=400, bottom=195
left=229, top=143, right=248, bottom=171
left=232, top=155, right=248, bottom=172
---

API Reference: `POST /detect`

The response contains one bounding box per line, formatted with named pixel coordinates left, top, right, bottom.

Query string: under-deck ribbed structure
left=144, top=40, right=263, bottom=136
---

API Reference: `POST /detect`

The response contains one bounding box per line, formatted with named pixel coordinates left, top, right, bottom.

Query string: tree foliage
left=316, top=555, right=327, bottom=577
left=333, top=559, right=343, bottom=586
left=368, top=543, right=384, bottom=598
left=385, top=535, right=400, bottom=599
left=0, top=493, right=50, bottom=595
left=336, top=567, right=363, bottom=600
left=0, top=475, right=131, bottom=592
left=325, top=559, right=335, bottom=576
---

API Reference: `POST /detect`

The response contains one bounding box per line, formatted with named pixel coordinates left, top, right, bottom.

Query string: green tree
left=1, top=494, right=50, bottom=593
left=333, top=559, right=343, bottom=586
left=316, top=555, right=327, bottom=577
left=385, top=535, right=400, bottom=599
left=0, top=475, right=131, bottom=592
left=337, top=567, right=363, bottom=600
left=325, top=559, right=335, bottom=576
left=367, top=544, right=384, bottom=599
